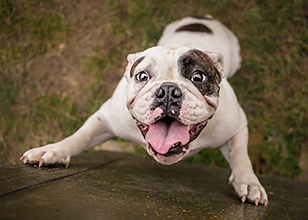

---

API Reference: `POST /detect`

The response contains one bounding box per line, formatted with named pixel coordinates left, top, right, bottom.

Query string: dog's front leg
left=220, top=126, right=268, bottom=206
left=20, top=105, right=115, bottom=167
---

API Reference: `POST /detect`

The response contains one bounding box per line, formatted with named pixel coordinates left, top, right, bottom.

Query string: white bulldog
left=21, top=15, right=268, bottom=206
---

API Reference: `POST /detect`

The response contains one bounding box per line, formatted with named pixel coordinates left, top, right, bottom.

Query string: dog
left=20, top=15, right=268, bottom=206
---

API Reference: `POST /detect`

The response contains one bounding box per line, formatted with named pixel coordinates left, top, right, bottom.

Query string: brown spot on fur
left=130, top=56, right=145, bottom=77
left=175, top=23, right=213, bottom=34
left=178, top=49, right=221, bottom=96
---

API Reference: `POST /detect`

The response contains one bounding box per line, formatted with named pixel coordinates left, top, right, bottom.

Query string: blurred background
left=0, top=0, right=307, bottom=181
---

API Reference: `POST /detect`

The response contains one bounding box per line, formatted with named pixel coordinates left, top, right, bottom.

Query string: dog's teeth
left=171, top=142, right=181, bottom=148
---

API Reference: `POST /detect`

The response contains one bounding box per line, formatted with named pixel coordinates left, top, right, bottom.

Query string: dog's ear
left=127, top=53, right=138, bottom=65
left=204, top=52, right=225, bottom=79
left=124, top=52, right=143, bottom=81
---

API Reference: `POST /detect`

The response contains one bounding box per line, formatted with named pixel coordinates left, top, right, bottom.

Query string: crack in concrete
left=0, top=156, right=127, bottom=197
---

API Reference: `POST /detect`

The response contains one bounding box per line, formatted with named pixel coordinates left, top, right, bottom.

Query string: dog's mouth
left=136, top=116, right=209, bottom=165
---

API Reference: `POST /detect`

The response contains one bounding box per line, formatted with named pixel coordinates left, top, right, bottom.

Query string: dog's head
left=124, top=46, right=224, bottom=165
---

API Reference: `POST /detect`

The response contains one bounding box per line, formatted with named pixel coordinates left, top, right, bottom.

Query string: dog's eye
left=135, top=71, right=150, bottom=82
left=191, top=71, right=207, bottom=82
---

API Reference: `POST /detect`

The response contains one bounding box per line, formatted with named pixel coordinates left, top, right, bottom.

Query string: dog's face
left=125, top=46, right=224, bottom=165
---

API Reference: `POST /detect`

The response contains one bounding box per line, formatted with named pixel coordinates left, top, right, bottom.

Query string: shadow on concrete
left=1, top=151, right=307, bottom=219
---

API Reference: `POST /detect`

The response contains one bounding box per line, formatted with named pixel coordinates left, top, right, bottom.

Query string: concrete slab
left=0, top=151, right=308, bottom=219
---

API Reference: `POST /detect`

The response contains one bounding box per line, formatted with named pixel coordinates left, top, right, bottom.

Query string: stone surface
left=0, top=151, right=308, bottom=219
left=94, top=139, right=136, bottom=153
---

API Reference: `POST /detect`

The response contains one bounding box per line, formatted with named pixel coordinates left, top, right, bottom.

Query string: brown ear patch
left=130, top=56, right=145, bottom=77
left=175, top=23, right=213, bottom=34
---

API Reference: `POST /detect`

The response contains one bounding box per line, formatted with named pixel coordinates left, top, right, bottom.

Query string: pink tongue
left=145, top=120, right=189, bottom=155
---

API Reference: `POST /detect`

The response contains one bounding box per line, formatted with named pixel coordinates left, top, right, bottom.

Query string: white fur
left=21, top=16, right=268, bottom=206
left=157, top=16, right=241, bottom=78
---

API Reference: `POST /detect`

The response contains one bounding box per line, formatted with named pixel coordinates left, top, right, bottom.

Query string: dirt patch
left=4, top=0, right=125, bottom=164
left=24, top=0, right=112, bottom=107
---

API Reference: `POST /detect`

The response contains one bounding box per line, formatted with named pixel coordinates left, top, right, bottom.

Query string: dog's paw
left=20, top=144, right=70, bottom=168
left=229, top=171, right=268, bottom=206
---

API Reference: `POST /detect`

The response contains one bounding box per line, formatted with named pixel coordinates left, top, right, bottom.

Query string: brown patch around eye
left=178, top=49, right=221, bottom=96
left=175, top=23, right=213, bottom=34
left=130, top=56, right=145, bottom=77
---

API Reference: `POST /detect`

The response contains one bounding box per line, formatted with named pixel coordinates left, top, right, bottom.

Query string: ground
left=1, top=0, right=308, bottom=181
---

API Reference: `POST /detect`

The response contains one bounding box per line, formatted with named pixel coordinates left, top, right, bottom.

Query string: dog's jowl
left=21, top=15, right=268, bottom=206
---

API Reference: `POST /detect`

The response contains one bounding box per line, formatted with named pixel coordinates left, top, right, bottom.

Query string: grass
left=227, top=0, right=308, bottom=178
left=1, top=0, right=307, bottom=180
left=0, top=0, right=83, bottom=163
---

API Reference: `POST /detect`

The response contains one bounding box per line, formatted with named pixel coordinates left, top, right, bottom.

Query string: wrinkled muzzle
left=135, top=83, right=209, bottom=165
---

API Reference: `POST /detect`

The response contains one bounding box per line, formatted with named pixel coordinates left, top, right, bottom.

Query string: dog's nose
left=155, top=82, right=182, bottom=103
left=153, top=83, right=182, bottom=118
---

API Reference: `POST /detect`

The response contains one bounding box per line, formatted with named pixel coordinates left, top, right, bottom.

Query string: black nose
left=152, top=82, right=183, bottom=117
left=155, top=82, right=182, bottom=101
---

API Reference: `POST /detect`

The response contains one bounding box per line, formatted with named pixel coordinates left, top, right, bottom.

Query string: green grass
left=0, top=0, right=80, bottom=163
left=226, top=0, right=308, bottom=178
left=1, top=0, right=307, bottom=180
